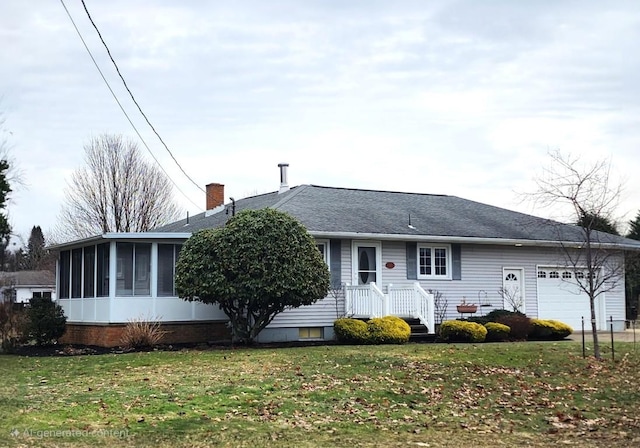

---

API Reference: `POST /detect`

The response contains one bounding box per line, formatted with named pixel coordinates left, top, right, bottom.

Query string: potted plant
left=456, top=298, right=477, bottom=314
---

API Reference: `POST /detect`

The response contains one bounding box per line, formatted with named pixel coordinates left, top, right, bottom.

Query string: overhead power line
left=59, top=0, right=203, bottom=211
left=80, top=0, right=206, bottom=195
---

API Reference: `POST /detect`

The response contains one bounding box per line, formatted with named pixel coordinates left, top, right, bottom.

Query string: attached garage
left=536, top=267, right=606, bottom=331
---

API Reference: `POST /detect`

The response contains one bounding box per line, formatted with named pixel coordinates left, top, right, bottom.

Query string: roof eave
left=47, top=232, right=193, bottom=250
left=309, top=231, right=640, bottom=250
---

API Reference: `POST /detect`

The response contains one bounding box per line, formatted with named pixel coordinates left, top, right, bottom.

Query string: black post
left=610, top=315, right=614, bottom=362
left=634, top=320, right=637, bottom=353
left=581, top=316, right=585, bottom=359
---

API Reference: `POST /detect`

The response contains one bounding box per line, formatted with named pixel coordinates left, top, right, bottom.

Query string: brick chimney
left=206, top=183, right=224, bottom=210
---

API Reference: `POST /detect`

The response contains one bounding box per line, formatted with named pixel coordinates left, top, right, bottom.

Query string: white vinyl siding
left=267, top=240, right=625, bottom=327
left=321, top=242, right=625, bottom=325
left=266, top=239, right=350, bottom=329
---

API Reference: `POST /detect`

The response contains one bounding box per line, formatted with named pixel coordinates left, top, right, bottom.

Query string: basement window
left=299, top=327, right=324, bottom=340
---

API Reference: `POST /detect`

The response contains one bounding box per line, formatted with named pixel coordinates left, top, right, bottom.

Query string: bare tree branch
left=528, top=149, right=625, bottom=359
left=56, top=134, right=182, bottom=241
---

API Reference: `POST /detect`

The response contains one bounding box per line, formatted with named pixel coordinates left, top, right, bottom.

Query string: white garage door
left=537, top=268, right=605, bottom=331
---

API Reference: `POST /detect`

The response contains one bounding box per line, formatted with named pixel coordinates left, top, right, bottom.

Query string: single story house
left=53, top=165, right=640, bottom=346
left=0, top=270, right=56, bottom=304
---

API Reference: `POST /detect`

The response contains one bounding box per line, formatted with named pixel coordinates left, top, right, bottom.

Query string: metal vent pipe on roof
left=278, top=163, right=289, bottom=193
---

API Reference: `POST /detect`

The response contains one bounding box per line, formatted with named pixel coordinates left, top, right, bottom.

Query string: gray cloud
left=1, top=0, right=639, bottom=239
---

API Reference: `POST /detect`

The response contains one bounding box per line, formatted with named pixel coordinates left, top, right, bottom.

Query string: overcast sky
left=2, top=0, right=640, bottom=244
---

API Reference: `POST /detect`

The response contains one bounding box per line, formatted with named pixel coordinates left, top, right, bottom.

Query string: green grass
left=1, top=342, right=639, bottom=447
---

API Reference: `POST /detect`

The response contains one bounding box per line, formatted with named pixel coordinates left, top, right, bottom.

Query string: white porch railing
left=344, top=282, right=386, bottom=318
left=344, top=282, right=435, bottom=334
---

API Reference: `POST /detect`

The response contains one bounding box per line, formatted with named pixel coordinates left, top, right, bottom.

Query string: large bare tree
left=531, top=150, right=625, bottom=359
left=57, top=134, right=181, bottom=240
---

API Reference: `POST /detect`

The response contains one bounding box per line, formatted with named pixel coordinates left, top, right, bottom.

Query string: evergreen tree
left=576, top=211, right=619, bottom=235
left=626, top=211, right=640, bottom=320
left=3, top=245, right=24, bottom=272
left=0, top=159, right=11, bottom=248
left=27, top=296, right=66, bottom=346
left=628, top=211, right=640, bottom=241
left=21, top=226, right=51, bottom=271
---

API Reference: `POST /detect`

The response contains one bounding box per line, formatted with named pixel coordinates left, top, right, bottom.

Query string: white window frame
left=315, top=239, right=330, bottom=268
left=417, top=244, right=452, bottom=280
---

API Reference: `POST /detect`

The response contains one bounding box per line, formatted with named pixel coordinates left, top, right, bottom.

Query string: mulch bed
left=3, top=339, right=342, bottom=357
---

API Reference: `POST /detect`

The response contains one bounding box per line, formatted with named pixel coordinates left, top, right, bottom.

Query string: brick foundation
left=59, top=321, right=231, bottom=347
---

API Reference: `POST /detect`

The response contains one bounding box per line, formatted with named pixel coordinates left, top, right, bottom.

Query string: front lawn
left=1, top=342, right=639, bottom=447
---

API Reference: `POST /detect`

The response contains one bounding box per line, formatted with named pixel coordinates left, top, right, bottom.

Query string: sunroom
left=55, top=233, right=227, bottom=325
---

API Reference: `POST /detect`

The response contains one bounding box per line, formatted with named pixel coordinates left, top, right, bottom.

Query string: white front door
left=352, top=241, right=382, bottom=285
left=503, top=268, right=525, bottom=313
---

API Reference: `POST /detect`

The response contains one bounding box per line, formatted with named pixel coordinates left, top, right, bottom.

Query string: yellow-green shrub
left=367, top=316, right=411, bottom=344
left=334, top=316, right=411, bottom=344
left=484, top=322, right=511, bottom=342
left=334, top=318, right=369, bottom=343
left=440, top=320, right=487, bottom=343
left=529, top=319, right=573, bottom=340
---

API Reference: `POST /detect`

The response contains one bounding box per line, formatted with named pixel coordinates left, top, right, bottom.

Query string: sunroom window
left=59, top=245, right=110, bottom=299
left=158, top=244, right=182, bottom=297
left=96, top=243, right=110, bottom=297
left=59, top=250, right=70, bottom=299
left=83, top=245, right=95, bottom=298
left=71, top=248, right=82, bottom=298
left=116, top=243, right=151, bottom=296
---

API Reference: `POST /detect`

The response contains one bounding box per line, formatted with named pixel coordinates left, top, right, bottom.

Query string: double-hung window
left=315, top=239, right=330, bottom=267
left=417, top=245, right=451, bottom=279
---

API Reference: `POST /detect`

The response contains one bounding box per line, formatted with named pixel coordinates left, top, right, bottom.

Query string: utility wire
left=80, top=0, right=206, bottom=195
left=59, top=0, right=203, bottom=211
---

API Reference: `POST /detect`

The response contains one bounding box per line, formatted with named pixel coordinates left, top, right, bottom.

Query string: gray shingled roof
left=154, top=185, right=640, bottom=248
left=0, top=270, right=56, bottom=286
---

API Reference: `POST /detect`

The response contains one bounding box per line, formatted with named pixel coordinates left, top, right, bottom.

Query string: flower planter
left=456, top=305, right=478, bottom=314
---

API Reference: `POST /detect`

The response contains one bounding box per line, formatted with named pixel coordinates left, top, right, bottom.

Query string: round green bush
left=334, top=318, right=369, bottom=344
left=366, top=316, right=411, bottom=344
left=27, top=297, right=67, bottom=346
left=484, top=322, right=511, bottom=342
left=529, top=319, right=573, bottom=340
left=439, top=320, right=487, bottom=343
